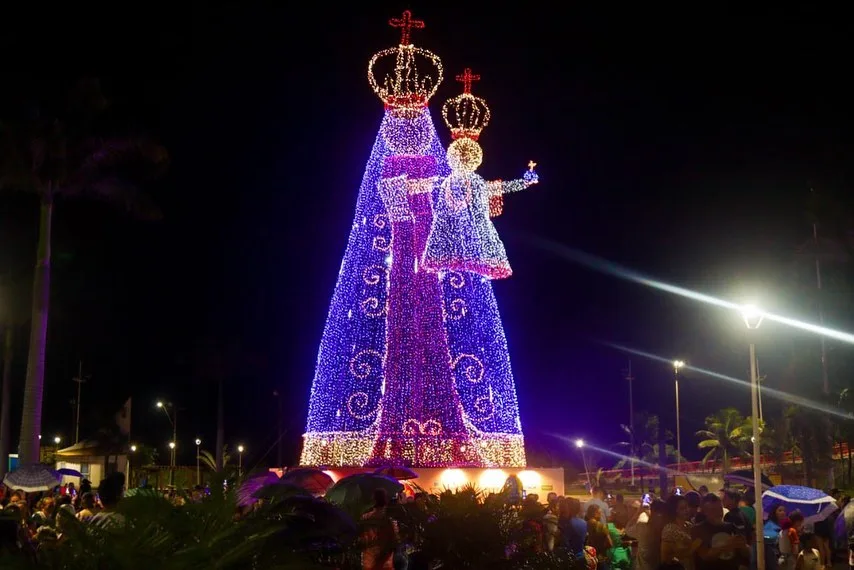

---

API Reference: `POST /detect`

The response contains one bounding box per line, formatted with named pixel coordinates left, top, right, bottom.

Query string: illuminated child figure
left=422, top=70, right=538, bottom=279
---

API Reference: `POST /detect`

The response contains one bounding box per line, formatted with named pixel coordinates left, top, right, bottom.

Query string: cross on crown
left=389, top=10, right=425, bottom=46
left=456, top=68, right=481, bottom=94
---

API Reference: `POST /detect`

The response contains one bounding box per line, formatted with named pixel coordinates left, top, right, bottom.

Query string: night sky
left=0, top=4, right=852, bottom=471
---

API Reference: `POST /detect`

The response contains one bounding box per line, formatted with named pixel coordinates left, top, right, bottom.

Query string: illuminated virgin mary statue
left=300, top=13, right=531, bottom=468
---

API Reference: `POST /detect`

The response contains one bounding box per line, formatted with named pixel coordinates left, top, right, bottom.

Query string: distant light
left=156, top=401, right=164, bottom=408
left=54, top=436, right=61, bottom=445
left=518, top=470, right=542, bottom=488
left=575, top=439, right=584, bottom=448
left=238, top=445, right=245, bottom=453
left=168, top=442, right=176, bottom=449
left=130, top=445, right=137, bottom=452
left=439, top=468, right=467, bottom=489
left=195, top=438, right=201, bottom=446
left=673, top=360, right=685, bottom=370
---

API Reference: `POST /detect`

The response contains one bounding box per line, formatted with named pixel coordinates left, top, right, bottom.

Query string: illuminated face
left=447, top=138, right=482, bottom=173
left=381, top=107, right=433, bottom=155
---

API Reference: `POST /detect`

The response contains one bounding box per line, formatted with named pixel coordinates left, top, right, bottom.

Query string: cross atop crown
left=456, top=68, right=481, bottom=94
left=389, top=10, right=425, bottom=46
left=368, top=10, right=443, bottom=110
left=442, top=68, right=491, bottom=141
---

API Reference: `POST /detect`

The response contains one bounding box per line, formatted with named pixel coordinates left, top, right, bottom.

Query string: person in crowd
left=29, top=497, right=55, bottom=531
left=90, top=472, right=126, bottom=528
left=608, top=507, right=632, bottom=570
left=588, top=487, right=612, bottom=524
left=779, top=511, right=805, bottom=570
left=698, top=486, right=709, bottom=498
left=691, top=493, right=750, bottom=570
left=684, top=491, right=702, bottom=524
left=586, top=504, right=613, bottom=570
left=543, top=493, right=559, bottom=552
left=722, top=490, right=751, bottom=541
left=661, top=494, right=696, bottom=570
left=559, top=497, right=588, bottom=559
left=76, top=492, right=97, bottom=522
left=360, top=488, right=399, bottom=570
left=766, top=502, right=788, bottom=541
left=612, top=494, right=630, bottom=528
left=795, top=532, right=823, bottom=570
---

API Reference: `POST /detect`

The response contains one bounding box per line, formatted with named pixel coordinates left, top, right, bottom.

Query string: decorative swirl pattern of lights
left=301, top=11, right=529, bottom=469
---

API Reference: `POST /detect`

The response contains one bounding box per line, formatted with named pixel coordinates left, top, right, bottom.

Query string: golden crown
left=367, top=11, right=444, bottom=110
left=442, top=68, right=491, bottom=140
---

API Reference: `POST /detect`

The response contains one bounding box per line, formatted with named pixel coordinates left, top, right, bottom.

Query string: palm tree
left=614, top=411, right=685, bottom=469
left=0, top=79, right=167, bottom=464
left=695, top=407, right=751, bottom=473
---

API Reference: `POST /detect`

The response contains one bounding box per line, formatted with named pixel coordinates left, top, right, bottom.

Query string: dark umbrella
left=237, top=471, right=282, bottom=506
left=325, top=473, right=403, bottom=508
left=280, top=468, right=335, bottom=494
left=3, top=464, right=61, bottom=492
left=279, top=495, right=356, bottom=536
left=251, top=482, right=312, bottom=502
left=56, top=467, right=83, bottom=478
left=724, top=469, right=774, bottom=490
left=373, top=466, right=418, bottom=480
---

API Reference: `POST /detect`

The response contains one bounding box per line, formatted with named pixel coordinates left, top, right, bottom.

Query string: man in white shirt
left=586, top=486, right=611, bottom=523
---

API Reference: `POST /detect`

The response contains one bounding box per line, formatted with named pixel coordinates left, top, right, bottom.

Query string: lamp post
left=168, top=441, right=176, bottom=487
left=672, top=360, right=685, bottom=474
left=741, top=303, right=765, bottom=570
left=237, top=445, right=245, bottom=476
left=195, top=438, right=201, bottom=485
left=128, top=444, right=137, bottom=489
left=575, top=439, right=592, bottom=490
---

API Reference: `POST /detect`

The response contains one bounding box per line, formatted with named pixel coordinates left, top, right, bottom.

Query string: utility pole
left=813, top=218, right=830, bottom=396
left=72, top=361, right=87, bottom=444
left=622, top=361, right=635, bottom=486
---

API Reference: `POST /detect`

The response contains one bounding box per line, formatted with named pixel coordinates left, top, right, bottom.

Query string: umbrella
left=56, top=467, right=83, bottom=478
left=373, top=466, right=418, bottom=480
left=724, top=469, right=774, bottom=490
left=277, top=495, right=356, bottom=536
left=3, top=464, right=61, bottom=492
left=281, top=467, right=335, bottom=494
left=762, top=485, right=839, bottom=523
left=324, top=473, right=403, bottom=507
left=250, top=482, right=311, bottom=502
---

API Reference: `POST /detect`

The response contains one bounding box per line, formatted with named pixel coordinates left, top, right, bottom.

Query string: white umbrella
left=3, top=464, right=61, bottom=493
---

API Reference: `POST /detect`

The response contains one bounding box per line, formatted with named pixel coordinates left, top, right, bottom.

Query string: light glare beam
left=528, top=237, right=854, bottom=345
left=606, top=342, right=853, bottom=421
left=552, top=433, right=684, bottom=476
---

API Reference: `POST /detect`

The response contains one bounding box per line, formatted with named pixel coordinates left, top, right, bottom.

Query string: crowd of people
left=0, top=472, right=126, bottom=556
left=514, top=485, right=850, bottom=570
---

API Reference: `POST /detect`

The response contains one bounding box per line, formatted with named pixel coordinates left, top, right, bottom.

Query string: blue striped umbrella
left=762, top=485, right=838, bottom=523
left=3, top=464, right=61, bottom=492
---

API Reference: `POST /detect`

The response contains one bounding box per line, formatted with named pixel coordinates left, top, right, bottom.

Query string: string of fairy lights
left=300, top=10, right=535, bottom=468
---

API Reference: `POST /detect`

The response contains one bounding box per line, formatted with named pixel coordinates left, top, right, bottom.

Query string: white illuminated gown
left=422, top=172, right=527, bottom=280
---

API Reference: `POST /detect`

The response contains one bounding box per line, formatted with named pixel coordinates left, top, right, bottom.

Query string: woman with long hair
left=660, top=495, right=696, bottom=570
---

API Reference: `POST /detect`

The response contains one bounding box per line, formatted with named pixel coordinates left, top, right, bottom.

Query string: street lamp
left=53, top=436, right=61, bottom=446
left=128, top=444, right=137, bottom=489
left=575, top=439, right=592, bottom=490
left=673, top=360, right=685, bottom=474
left=168, top=441, right=176, bottom=486
left=155, top=401, right=178, bottom=467
left=237, top=445, right=245, bottom=476
left=741, top=303, right=765, bottom=570
left=195, top=438, right=202, bottom=486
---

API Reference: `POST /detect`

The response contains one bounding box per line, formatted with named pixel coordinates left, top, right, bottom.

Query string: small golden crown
left=367, top=11, right=444, bottom=110
left=442, top=68, right=491, bottom=140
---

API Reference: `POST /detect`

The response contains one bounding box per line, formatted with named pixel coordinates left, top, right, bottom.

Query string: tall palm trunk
left=0, top=325, right=13, bottom=478
left=18, top=196, right=52, bottom=464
